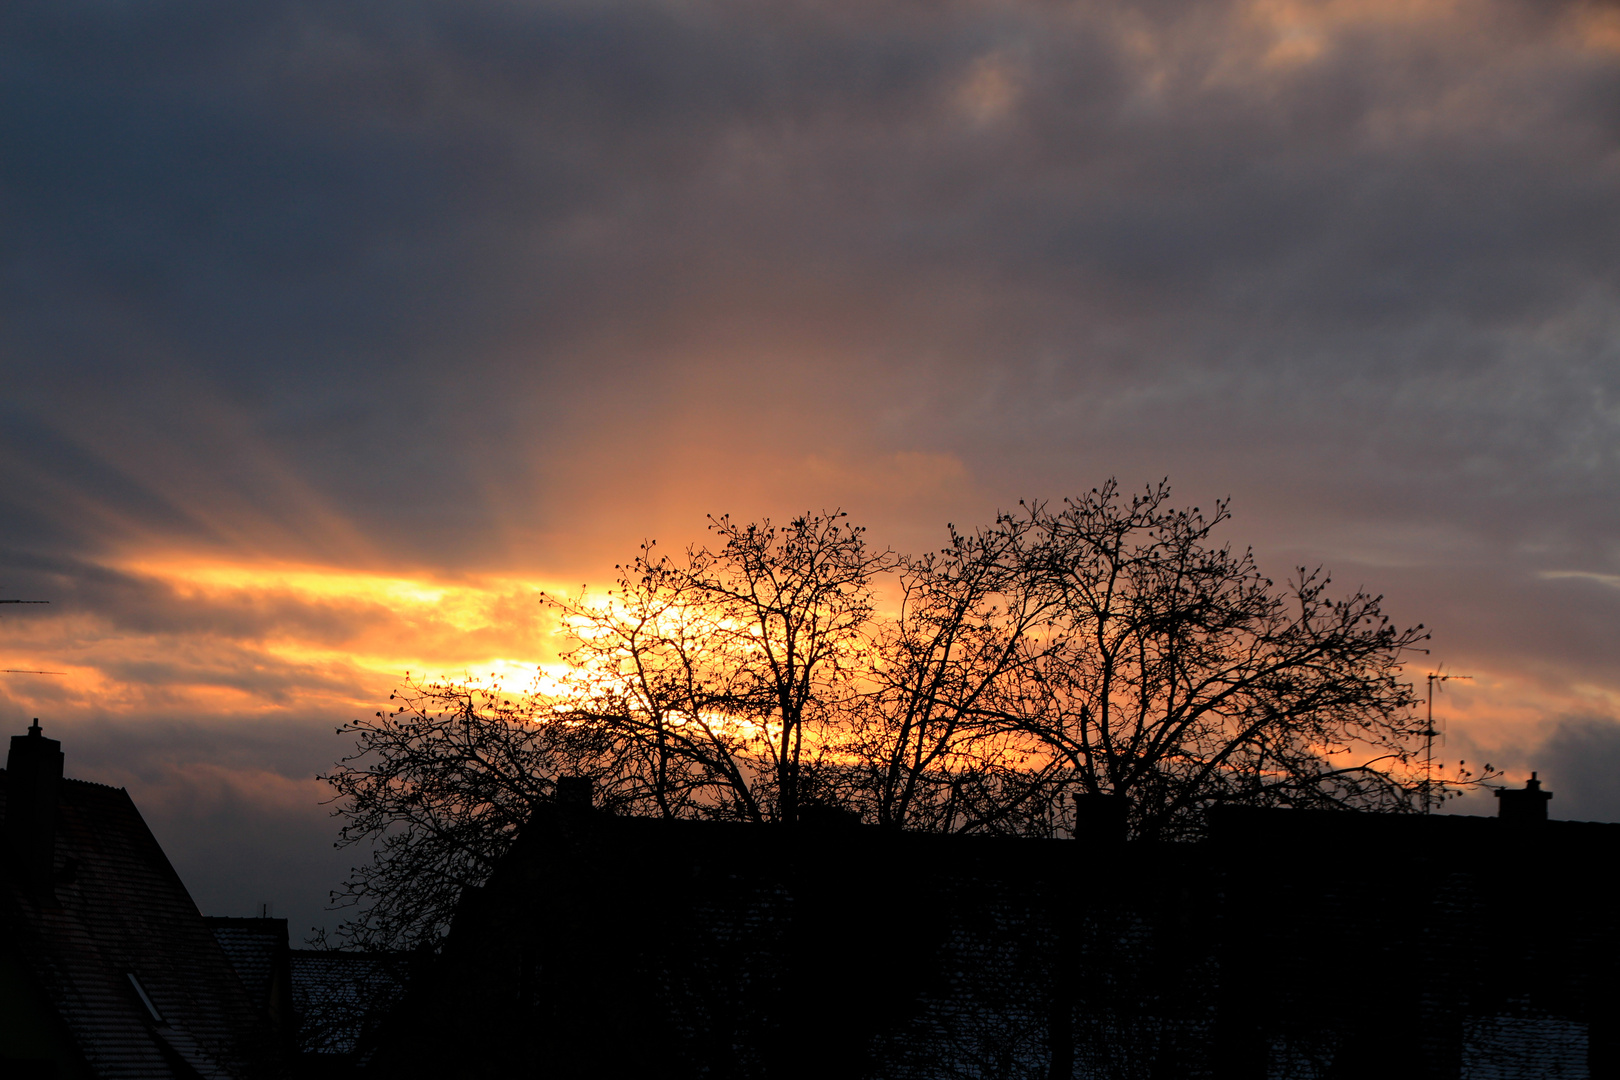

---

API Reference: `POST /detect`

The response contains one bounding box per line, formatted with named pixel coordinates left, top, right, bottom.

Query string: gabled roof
left=288, top=951, right=409, bottom=1057
left=1, top=772, right=271, bottom=1079
left=203, top=918, right=287, bottom=1015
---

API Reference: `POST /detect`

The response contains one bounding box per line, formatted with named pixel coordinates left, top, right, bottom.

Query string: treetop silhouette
left=324, top=480, right=1468, bottom=950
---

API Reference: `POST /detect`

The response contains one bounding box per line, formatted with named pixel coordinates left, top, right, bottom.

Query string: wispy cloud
left=1540, top=569, right=1620, bottom=591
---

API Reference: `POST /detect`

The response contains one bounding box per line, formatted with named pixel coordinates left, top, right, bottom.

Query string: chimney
left=1073, top=792, right=1128, bottom=843
left=5, top=719, right=64, bottom=892
left=1495, top=772, right=1552, bottom=824
left=555, top=775, right=594, bottom=809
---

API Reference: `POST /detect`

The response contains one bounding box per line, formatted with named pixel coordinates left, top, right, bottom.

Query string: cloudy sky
left=3, top=0, right=1618, bottom=937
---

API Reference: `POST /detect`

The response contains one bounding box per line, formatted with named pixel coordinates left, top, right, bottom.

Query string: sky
left=2, top=0, right=1619, bottom=939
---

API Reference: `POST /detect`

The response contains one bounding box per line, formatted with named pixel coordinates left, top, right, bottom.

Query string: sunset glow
left=3, top=0, right=1617, bottom=936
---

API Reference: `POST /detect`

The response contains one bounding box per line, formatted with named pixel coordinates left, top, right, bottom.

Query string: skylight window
left=126, top=973, right=164, bottom=1024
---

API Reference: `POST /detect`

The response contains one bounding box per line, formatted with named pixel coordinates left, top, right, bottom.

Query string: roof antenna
left=0, top=593, right=62, bottom=676
left=1425, top=670, right=1473, bottom=813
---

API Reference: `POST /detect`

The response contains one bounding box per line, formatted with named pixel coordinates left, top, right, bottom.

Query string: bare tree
left=321, top=678, right=634, bottom=951
left=325, top=483, right=1455, bottom=949
left=326, top=512, right=897, bottom=947
left=1001, top=481, right=1434, bottom=838
left=837, top=482, right=1435, bottom=841
left=845, top=512, right=1067, bottom=835
left=546, top=511, right=892, bottom=823
left=542, top=546, right=752, bottom=821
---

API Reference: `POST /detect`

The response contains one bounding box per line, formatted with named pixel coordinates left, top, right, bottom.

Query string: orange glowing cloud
left=0, top=555, right=585, bottom=733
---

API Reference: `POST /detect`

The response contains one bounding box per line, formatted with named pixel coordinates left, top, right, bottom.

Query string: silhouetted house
left=204, top=922, right=409, bottom=1075
left=0, top=722, right=275, bottom=1078
left=1207, top=802, right=1617, bottom=1080
left=203, top=917, right=294, bottom=1050
left=375, top=779, right=1620, bottom=1080
left=287, top=950, right=409, bottom=1066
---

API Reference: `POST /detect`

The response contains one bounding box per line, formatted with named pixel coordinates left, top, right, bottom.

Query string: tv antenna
left=1424, top=670, right=1472, bottom=813
left=0, top=595, right=61, bottom=676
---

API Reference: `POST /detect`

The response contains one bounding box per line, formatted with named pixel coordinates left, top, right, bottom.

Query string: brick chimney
left=1073, top=792, right=1128, bottom=843
left=1495, top=772, right=1552, bottom=824
left=5, top=719, right=64, bottom=893
left=555, top=775, right=594, bottom=809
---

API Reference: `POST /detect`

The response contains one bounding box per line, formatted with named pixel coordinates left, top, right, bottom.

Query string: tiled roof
left=288, top=951, right=409, bottom=1055
left=203, top=917, right=287, bottom=1012
left=1461, top=1009, right=1589, bottom=1080
left=1, top=772, right=272, bottom=1079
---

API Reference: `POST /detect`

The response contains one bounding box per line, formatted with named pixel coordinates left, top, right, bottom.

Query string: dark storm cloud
left=0, top=0, right=978, bottom=559
left=2, top=0, right=1615, bottom=665
left=2, top=2, right=1615, bottom=561
left=1537, top=717, right=1620, bottom=821
left=3, top=1, right=1614, bottom=547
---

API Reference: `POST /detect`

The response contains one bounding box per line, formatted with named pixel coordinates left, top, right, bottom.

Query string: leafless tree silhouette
left=326, top=482, right=1453, bottom=949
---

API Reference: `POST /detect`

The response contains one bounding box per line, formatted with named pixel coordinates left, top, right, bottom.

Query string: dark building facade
left=0, top=723, right=274, bottom=1078
left=1, top=723, right=411, bottom=1080
left=204, top=915, right=409, bottom=1074
left=376, top=784, right=1619, bottom=1080
left=6, top=713, right=1613, bottom=1079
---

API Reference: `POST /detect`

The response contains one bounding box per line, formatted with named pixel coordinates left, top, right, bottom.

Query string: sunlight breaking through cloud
left=1, top=0, right=1617, bottom=935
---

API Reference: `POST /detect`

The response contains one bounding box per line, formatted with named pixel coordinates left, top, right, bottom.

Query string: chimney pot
left=1495, top=772, right=1553, bottom=824
left=1073, top=792, right=1128, bottom=843
left=555, top=775, right=593, bottom=809
left=6, top=719, right=65, bottom=893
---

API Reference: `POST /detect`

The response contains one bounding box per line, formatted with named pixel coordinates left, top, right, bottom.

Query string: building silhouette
left=375, top=779, right=1619, bottom=1080
left=0, top=722, right=272, bottom=1077
left=0, top=723, right=405, bottom=1078
left=4, top=719, right=1615, bottom=1078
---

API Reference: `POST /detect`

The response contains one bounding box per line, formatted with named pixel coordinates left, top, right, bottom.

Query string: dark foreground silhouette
left=3, top=722, right=1615, bottom=1079
left=373, top=779, right=1617, bottom=1080
left=0, top=723, right=405, bottom=1079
